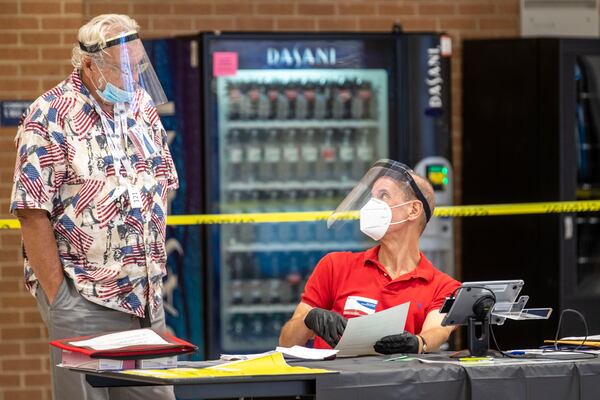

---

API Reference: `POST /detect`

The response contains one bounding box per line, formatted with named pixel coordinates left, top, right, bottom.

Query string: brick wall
left=0, top=1, right=519, bottom=398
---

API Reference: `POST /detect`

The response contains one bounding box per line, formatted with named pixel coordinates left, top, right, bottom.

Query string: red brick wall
left=0, top=1, right=519, bottom=398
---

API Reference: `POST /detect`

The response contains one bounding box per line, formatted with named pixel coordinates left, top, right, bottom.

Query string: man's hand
left=303, top=308, right=347, bottom=348
left=16, top=209, right=63, bottom=304
left=374, top=332, right=420, bottom=354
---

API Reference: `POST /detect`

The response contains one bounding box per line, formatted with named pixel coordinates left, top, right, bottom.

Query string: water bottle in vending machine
left=226, top=191, right=242, bottom=244
left=331, top=79, right=345, bottom=120
left=228, top=313, right=247, bottom=339
left=267, top=81, right=279, bottom=120
left=296, top=190, right=315, bottom=243
left=276, top=83, right=290, bottom=120
left=258, top=191, right=278, bottom=243
left=279, top=129, right=299, bottom=181
left=298, top=129, right=318, bottom=181
left=285, top=81, right=299, bottom=119
left=352, top=80, right=375, bottom=119
left=367, top=81, right=378, bottom=120
left=246, top=83, right=262, bottom=120
left=266, top=253, right=282, bottom=304
left=257, top=84, right=270, bottom=120
left=243, top=129, right=262, bottom=182
left=260, top=129, right=281, bottom=181
left=332, top=79, right=352, bottom=120
left=227, top=81, right=241, bottom=120
left=285, top=253, right=303, bottom=302
left=353, top=128, right=375, bottom=180
left=239, top=191, right=257, bottom=244
left=230, top=253, right=245, bottom=305
left=239, top=82, right=252, bottom=120
left=313, top=80, right=327, bottom=120
left=248, top=313, right=265, bottom=340
left=279, top=190, right=297, bottom=243
left=316, top=128, right=336, bottom=180
left=226, top=129, right=243, bottom=182
left=248, top=253, right=263, bottom=305
left=303, top=81, right=316, bottom=119
left=350, top=79, right=365, bottom=120
left=335, top=128, right=354, bottom=181
left=295, top=80, right=308, bottom=120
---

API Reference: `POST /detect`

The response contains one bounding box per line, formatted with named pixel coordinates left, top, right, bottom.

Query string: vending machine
left=194, top=31, right=453, bottom=358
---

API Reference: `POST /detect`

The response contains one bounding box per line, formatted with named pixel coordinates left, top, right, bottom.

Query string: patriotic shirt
left=10, top=70, right=178, bottom=319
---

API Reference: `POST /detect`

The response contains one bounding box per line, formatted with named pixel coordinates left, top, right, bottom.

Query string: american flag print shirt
left=10, top=70, right=179, bottom=319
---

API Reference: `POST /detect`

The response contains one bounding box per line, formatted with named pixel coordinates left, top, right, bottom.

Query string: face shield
left=80, top=31, right=167, bottom=106
left=327, top=159, right=432, bottom=231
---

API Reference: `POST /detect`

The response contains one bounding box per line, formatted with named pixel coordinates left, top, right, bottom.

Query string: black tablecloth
left=296, top=354, right=600, bottom=400
left=83, top=353, right=600, bottom=400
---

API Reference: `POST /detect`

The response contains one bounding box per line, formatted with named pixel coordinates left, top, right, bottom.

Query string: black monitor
left=441, top=280, right=525, bottom=357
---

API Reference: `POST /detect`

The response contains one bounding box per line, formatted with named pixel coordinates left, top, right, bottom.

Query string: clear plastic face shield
left=80, top=31, right=167, bottom=107
left=327, top=159, right=432, bottom=240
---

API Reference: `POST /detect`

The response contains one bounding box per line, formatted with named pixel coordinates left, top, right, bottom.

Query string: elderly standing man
left=11, top=14, right=178, bottom=399
left=280, top=159, right=460, bottom=354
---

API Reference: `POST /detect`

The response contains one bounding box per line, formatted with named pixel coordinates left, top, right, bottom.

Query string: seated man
left=279, top=159, right=460, bottom=354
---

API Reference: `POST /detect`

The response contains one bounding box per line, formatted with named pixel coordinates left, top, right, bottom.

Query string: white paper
left=219, top=351, right=274, bottom=361
left=69, top=328, right=169, bottom=351
left=334, top=302, right=410, bottom=357
left=560, top=334, right=600, bottom=341
left=275, top=346, right=338, bottom=360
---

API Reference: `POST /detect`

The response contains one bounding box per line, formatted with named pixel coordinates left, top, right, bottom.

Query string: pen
left=507, top=351, right=525, bottom=355
left=459, top=357, right=492, bottom=362
left=383, top=355, right=409, bottom=362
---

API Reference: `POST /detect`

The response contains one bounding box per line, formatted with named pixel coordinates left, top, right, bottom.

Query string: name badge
left=129, top=185, right=143, bottom=209
left=343, top=296, right=378, bottom=316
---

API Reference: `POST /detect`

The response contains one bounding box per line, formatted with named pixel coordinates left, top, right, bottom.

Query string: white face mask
left=359, top=198, right=413, bottom=241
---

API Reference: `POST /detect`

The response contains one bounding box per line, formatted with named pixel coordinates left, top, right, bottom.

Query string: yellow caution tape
left=167, top=211, right=337, bottom=226
left=1, top=200, right=599, bottom=230
left=434, top=200, right=600, bottom=217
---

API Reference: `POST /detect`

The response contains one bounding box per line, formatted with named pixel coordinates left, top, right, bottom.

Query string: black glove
left=304, top=308, right=347, bottom=348
left=374, top=332, right=420, bottom=354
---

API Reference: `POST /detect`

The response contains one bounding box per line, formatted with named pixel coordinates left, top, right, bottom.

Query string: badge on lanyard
left=128, top=184, right=143, bottom=209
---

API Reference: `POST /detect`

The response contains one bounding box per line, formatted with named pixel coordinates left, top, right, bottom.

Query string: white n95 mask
left=359, top=198, right=412, bottom=241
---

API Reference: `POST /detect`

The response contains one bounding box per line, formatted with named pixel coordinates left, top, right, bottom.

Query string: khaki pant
left=36, top=277, right=176, bottom=400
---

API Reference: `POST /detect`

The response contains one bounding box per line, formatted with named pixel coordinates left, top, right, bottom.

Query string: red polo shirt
left=301, top=246, right=460, bottom=349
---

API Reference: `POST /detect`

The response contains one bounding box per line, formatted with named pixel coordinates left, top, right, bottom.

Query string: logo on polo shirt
left=343, top=296, right=378, bottom=317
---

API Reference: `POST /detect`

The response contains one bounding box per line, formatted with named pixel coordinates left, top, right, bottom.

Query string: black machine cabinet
left=462, top=38, right=600, bottom=348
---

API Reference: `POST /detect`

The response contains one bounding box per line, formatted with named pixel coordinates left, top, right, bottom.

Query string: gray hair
left=71, top=14, right=139, bottom=68
left=398, top=173, right=436, bottom=233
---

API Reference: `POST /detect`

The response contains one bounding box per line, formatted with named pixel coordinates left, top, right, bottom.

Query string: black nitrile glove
left=374, top=332, right=420, bottom=354
left=304, top=308, right=347, bottom=348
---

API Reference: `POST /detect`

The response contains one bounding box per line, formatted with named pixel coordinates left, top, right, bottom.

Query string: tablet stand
left=467, top=316, right=490, bottom=357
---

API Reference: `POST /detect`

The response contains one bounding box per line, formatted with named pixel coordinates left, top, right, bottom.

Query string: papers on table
left=276, top=346, right=338, bottom=360
left=221, top=347, right=338, bottom=361
left=220, top=351, right=275, bottom=361
left=69, top=329, right=169, bottom=350
left=416, top=352, right=598, bottom=367
left=543, top=334, right=600, bottom=348
left=334, top=302, right=410, bottom=357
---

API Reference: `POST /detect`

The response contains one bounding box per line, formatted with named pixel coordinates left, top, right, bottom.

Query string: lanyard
left=91, top=100, right=143, bottom=207
left=92, top=101, right=135, bottom=179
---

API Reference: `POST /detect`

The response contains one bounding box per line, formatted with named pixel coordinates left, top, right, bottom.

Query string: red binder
left=50, top=329, right=198, bottom=360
